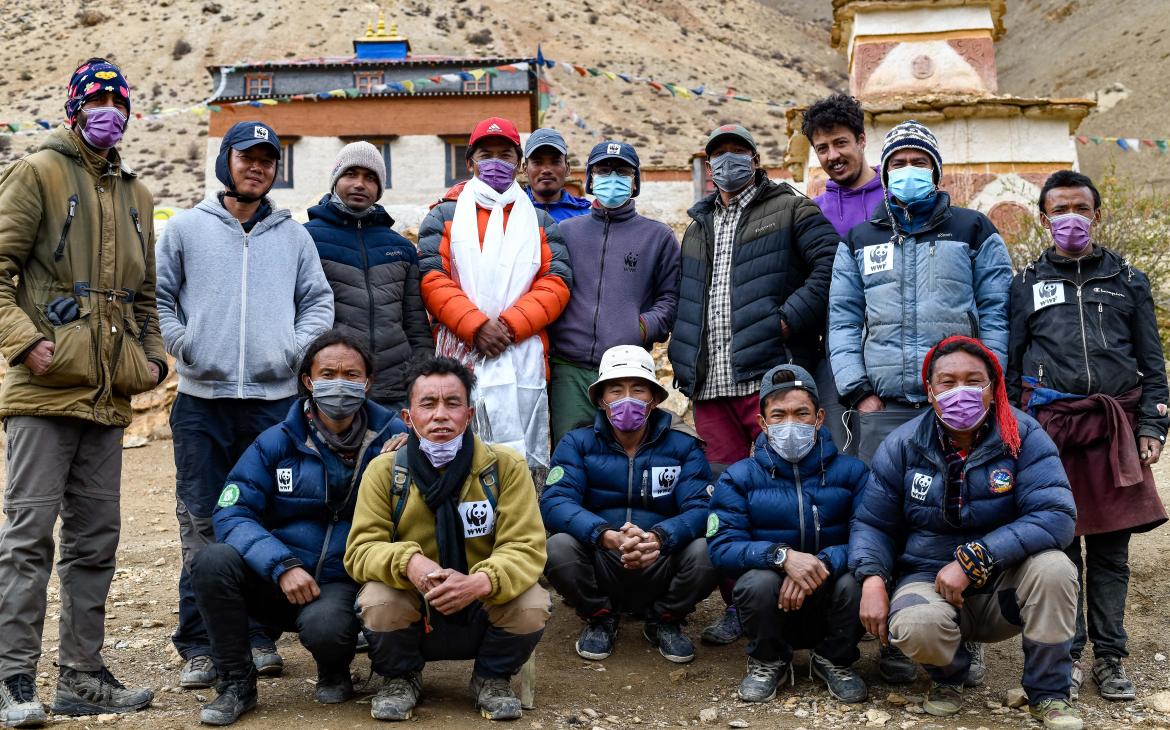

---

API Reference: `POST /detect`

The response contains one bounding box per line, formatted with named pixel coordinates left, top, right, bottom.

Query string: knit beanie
left=880, top=120, right=942, bottom=185
left=330, top=142, right=386, bottom=199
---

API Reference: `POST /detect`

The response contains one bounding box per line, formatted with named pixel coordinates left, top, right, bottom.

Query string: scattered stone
left=864, top=709, right=891, bottom=726
left=1146, top=691, right=1170, bottom=714
left=195, top=694, right=207, bottom=702
left=1155, top=653, right=1166, bottom=663
left=793, top=708, right=809, bottom=718
left=990, top=707, right=1009, bottom=715
left=605, top=716, right=620, bottom=724
left=1004, top=687, right=1029, bottom=709
left=669, top=668, right=688, bottom=683
left=122, top=435, right=149, bottom=449
left=137, top=619, right=163, bottom=628
left=95, top=714, right=120, bottom=724
left=582, top=708, right=599, bottom=719
left=152, top=557, right=167, bottom=567
left=699, top=707, right=719, bottom=724
left=728, top=721, right=750, bottom=728
left=905, top=705, right=924, bottom=715
left=886, top=693, right=908, bottom=706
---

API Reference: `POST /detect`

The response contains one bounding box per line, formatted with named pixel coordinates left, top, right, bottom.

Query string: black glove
left=46, top=297, right=79, bottom=326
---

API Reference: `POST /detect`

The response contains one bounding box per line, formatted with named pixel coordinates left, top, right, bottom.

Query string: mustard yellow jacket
left=345, top=436, right=546, bottom=604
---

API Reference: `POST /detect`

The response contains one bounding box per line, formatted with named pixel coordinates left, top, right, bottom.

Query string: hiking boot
left=922, top=681, right=963, bottom=716
left=809, top=651, right=868, bottom=703
left=180, top=655, right=217, bottom=689
left=1030, top=698, right=1084, bottom=730
left=51, top=666, right=153, bottom=716
left=355, top=630, right=370, bottom=655
left=700, top=607, right=742, bottom=645
left=469, top=674, right=521, bottom=721
left=251, top=646, right=284, bottom=677
left=371, top=672, right=422, bottom=721
left=737, top=657, right=787, bottom=703
left=1069, top=661, right=1084, bottom=702
left=199, top=678, right=257, bottom=726
left=575, top=615, right=618, bottom=661
left=878, top=644, right=918, bottom=684
left=643, top=621, right=695, bottom=663
left=964, top=641, right=986, bottom=687
left=0, top=673, right=46, bottom=728
left=1092, top=656, right=1136, bottom=701
left=314, top=668, right=354, bottom=705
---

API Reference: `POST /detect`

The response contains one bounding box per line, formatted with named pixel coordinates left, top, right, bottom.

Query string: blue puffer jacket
left=709, top=428, right=868, bottom=578
left=827, top=192, right=1012, bottom=406
left=541, top=409, right=713, bottom=554
left=212, top=399, right=406, bottom=585
left=849, top=408, right=1076, bottom=587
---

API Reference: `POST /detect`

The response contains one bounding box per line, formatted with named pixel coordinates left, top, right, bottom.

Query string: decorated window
left=244, top=74, right=273, bottom=97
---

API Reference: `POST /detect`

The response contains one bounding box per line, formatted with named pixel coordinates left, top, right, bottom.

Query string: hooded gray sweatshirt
left=155, top=196, right=334, bottom=400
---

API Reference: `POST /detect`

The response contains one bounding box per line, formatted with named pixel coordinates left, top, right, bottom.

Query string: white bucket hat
left=588, top=345, right=668, bottom=404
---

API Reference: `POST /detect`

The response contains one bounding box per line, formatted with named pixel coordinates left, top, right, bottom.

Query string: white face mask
left=418, top=434, right=462, bottom=468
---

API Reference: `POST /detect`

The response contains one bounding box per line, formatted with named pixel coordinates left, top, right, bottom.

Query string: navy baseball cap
left=220, top=121, right=282, bottom=159
left=586, top=140, right=641, bottom=197
left=524, top=128, right=568, bottom=159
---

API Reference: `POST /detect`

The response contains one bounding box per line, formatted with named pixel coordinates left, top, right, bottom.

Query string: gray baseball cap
left=524, top=128, right=568, bottom=159
left=759, top=364, right=819, bottom=406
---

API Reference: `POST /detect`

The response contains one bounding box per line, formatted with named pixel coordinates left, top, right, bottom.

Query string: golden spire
left=375, top=11, right=387, bottom=37
left=365, top=20, right=374, bottom=37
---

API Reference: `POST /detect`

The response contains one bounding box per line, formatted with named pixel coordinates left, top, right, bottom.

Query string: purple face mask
left=932, top=384, right=990, bottom=432
left=1047, top=213, right=1093, bottom=254
left=477, top=158, right=516, bottom=194
left=79, top=106, right=127, bottom=150
left=606, top=396, right=650, bottom=433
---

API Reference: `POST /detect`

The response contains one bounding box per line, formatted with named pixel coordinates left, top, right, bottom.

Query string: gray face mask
left=311, top=379, right=367, bottom=419
left=328, top=191, right=375, bottom=219
left=710, top=152, right=756, bottom=193
left=766, top=422, right=817, bottom=463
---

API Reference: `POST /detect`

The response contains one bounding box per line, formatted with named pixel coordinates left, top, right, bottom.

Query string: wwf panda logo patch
left=460, top=500, right=495, bottom=538
left=863, top=243, right=894, bottom=276
left=651, top=466, right=680, bottom=498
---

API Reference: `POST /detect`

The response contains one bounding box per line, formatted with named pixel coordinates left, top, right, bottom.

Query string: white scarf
left=445, top=176, right=550, bottom=467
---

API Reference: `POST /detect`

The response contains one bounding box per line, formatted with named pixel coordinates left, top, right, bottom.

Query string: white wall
left=849, top=5, right=995, bottom=57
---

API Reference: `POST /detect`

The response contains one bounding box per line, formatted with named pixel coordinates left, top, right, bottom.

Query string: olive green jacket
left=0, top=127, right=166, bottom=426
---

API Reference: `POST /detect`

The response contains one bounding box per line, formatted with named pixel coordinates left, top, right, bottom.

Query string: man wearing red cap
left=850, top=336, right=1082, bottom=730
left=418, top=117, right=571, bottom=473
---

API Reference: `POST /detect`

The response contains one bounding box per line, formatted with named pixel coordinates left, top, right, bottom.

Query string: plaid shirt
left=935, top=416, right=992, bottom=528
left=696, top=182, right=763, bottom=400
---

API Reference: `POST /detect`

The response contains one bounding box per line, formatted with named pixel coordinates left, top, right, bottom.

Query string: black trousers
left=192, top=543, right=359, bottom=680
left=734, top=569, right=864, bottom=665
left=1066, top=530, right=1131, bottom=660
left=544, top=533, right=719, bottom=621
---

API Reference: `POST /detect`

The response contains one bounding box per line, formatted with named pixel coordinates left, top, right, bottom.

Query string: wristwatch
left=770, top=544, right=789, bottom=571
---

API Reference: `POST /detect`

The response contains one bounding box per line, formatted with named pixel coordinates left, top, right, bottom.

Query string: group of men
left=0, top=60, right=1163, bottom=730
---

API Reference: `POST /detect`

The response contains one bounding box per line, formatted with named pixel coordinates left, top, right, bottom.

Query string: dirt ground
left=3, top=439, right=1170, bottom=730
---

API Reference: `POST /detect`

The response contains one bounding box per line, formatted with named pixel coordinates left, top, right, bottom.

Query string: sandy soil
left=0, top=439, right=1168, bottom=729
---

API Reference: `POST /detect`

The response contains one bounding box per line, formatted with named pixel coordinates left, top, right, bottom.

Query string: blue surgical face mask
left=592, top=172, right=633, bottom=209
left=886, top=165, right=935, bottom=204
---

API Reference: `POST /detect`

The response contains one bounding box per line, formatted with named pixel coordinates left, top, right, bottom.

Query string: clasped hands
left=406, top=552, right=492, bottom=615
left=776, top=549, right=829, bottom=612
left=600, top=522, right=661, bottom=570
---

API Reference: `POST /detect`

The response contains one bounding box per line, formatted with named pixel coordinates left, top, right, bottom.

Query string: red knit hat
left=921, top=335, right=1020, bottom=457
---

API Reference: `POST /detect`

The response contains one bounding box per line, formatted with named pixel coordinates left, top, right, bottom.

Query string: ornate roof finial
left=364, top=19, right=374, bottom=37
left=376, top=10, right=387, bottom=37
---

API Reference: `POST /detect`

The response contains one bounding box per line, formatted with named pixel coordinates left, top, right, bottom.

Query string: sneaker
left=199, top=679, right=257, bottom=726
left=0, top=673, right=46, bottom=728
left=181, top=655, right=217, bottom=689
left=922, top=681, right=963, bottom=717
left=251, top=646, right=284, bottom=677
left=469, top=674, right=521, bottom=721
left=1069, top=661, right=1084, bottom=702
left=809, top=651, right=868, bottom=703
left=314, top=668, right=354, bottom=705
left=1030, top=698, right=1084, bottom=730
left=699, top=607, right=742, bottom=645
left=964, top=641, right=986, bottom=687
left=878, top=644, right=918, bottom=684
left=51, top=666, right=153, bottom=716
left=371, top=672, right=422, bottom=721
left=575, top=615, right=618, bottom=661
left=643, top=621, right=695, bottom=663
left=1092, top=656, right=1136, bottom=701
left=737, top=657, right=787, bottom=703
left=355, top=630, right=370, bottom=655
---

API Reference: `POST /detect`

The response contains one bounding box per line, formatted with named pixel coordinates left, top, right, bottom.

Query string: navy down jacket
left=541, top=408, right=713, bottom=555
left=708, top=428, right=868, bottom=578
left=212, top=399, right=406, bottom=585
left=849, top=408, right=1076, bottom=587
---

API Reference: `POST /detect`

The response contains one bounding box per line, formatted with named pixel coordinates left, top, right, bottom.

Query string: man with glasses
left=548, top=141, right=680, bottom=446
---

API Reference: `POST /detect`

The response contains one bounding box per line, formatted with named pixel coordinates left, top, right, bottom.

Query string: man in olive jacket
left=345, top=356, right=550, bottom=723
left=0, top=59, right=162, bottom=725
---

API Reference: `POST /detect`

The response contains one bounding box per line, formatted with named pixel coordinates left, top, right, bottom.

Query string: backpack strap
left=389, top=448, right=411, bottom=542
left=479, top=444, right=499, bottom=510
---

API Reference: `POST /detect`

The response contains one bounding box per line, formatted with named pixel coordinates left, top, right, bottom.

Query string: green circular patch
left=217, top=483, right=241, bottom=508
left=545, top=466, right=565, bottom=485
left=705, top=513, right=720, bottom=538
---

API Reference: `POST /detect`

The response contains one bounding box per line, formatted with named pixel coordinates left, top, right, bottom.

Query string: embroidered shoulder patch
left=545, top=466, right=565, bottom=485
left=989, top=468, right=1014, bottom=494
left=217, top=484, right=240, bottom=508
left=705, top=513, right=719, bottom=538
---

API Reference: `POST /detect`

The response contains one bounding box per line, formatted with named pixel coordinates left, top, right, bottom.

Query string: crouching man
left=850, top=336, right=1082, bottom=730
left=709, top=365, right=869, bottom=704
left=192, top=332, right=406, bottom=725
left=345, top=357, right=551, bottom=722
left=541, top=346, right=718, bottom=664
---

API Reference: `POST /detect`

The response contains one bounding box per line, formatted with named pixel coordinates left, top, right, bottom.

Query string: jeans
left=734, top=570, right=864, bottom=665
left=544, top=533, right=719, bottom=621
left=191, top=543, right=359, bottom=680
left=1065, top=531, right=1131, bottom=660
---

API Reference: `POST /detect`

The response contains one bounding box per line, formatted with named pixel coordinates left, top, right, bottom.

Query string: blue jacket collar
left=528, top=188, right=591, bottom=211
left=871, top=190, right=953, bottom=235
left=281, top=397, right=398, bottom=456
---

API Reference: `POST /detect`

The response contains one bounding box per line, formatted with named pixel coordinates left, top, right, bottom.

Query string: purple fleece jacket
left=550, top=201, right=681, bottom=367
left=813, top=167, right=885, bottom=239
